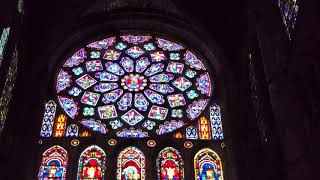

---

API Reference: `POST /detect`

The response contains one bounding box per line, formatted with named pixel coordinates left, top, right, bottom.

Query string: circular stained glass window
left=56, top=34, right=212, bottom=138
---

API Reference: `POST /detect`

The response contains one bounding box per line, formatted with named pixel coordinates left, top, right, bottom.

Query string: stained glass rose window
left=56, top=34, right=212, bottom=137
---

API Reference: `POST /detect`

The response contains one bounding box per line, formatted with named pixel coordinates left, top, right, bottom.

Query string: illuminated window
left=56, top=35, right=212, bottom=137
left=210, top=104, right=223, bottom=140
left=157, top=147, right=184, bottom=180
left=53, top=114, right=67, bottom=137
left=38, top=145, right=68, bottom=180
left=77, top=145, right=106, bottom=180
left=198, top=117, right=211, bottom=140
left=0, top=27, right=10, bottom=66
left=117, top=146, right=145, bottom=180
left=194, top=148, right=223, bottom=180
left=40, top=100, right=57, bottom=137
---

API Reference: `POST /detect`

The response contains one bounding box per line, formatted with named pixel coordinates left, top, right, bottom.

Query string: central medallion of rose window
left=121, top=74, right=147, bottom=91
left=56, top=34, right=213, bottom=138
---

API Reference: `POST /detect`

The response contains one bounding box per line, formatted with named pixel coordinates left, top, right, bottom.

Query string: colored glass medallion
left=170, top=53, right=180, bottom=60
left=103, top=50, right=121, bottom=61
left=166, top=61, right=184, bottom=74
left=144, top=89, right=165, bottom=104
left=156, top=120, right=184, bottom=135
left=69, top=87, right=82, bottom=96
left=121, top=109, right=144, bottom=126
left=186, top=99, right=208, bottom=120
left=186, top=126, right=198, bottom=139
left=57, top=70, right=71, bottom=93
left=95, top=71, right=119, bottom=81
left=150, top=84, right=174, bottom=94
left=121, top=74, right=147, bottom=92
left=80, top=91, right=100, bottom=106
left=58, top=96, right=78, bottom=119
left=83, top=107, right=95, bottom=116
left=167, top=93, right=186, bottom=108
left=90, top=51, right=100, bottom=58
left=85, top=60, right=103, bottom=72
left=94, top=82, right=118, bottom=93
left=105, top=62, right=125, bottom=76
left=136, top=57, right=150, bottom=73
left=80, top=119, right=107, bottom=134
left=148, top=105, right=168, bottom=121
left=102, top=89, right=123, bottom=104
left=126, top=46, right=145, bottom=59
left=98, top=105, right=117, bottom=119
left=150, top=51, right=167, bottom=62
left=172, top=77, right=192, bottom=91
left=109, top=119, right=123, bottom=129
left=196, top=72, right=211, bottom=96
left=116, top=127, right=149, bottom=138
left=121, top=35, right=151, bottom=44
left=115, top=42, right=127, bottom=50
left=144, top=43, right=156, bottom=51
left=72, top=67, right=83, bottom=76
left=134, top=93, right=149, bottom=111
left=63, top=49, right=87, bottom=67
left=150, top=73, right=174, bottom=83
left=76, top=74, right=97, bottom=90
left=142, top=120, right=156, bottom=130
left=144, top=63, right=164, bottom=76
left=171, top=109, right=183, bottom=118
left=185, top=69, right=196, bottom=78
left=117, top=92, right=133, bottom=111
left=120, top=57, right=134, bottom=72
left=156, top=38, right=184, bottom=51
left=184, top=51, right=205, bottom=70
left=186, top=90, right=198, bottom=99
left=87, top=37, right=116, bottom=50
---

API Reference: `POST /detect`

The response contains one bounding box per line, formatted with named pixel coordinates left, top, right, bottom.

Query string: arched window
left=194, top=148, right=223, bottom=180
left=40, top=100, right=57, bottom=137
left=117, top=146, right=145, bottom=180
left=157, top=147, right=184, bottom=180
left=38, top=145, right=68, bottom=180
left=77, top=145, right=106, bottom=180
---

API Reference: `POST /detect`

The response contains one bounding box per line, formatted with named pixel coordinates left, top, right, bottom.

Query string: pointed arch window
left=194, top=148, right=223, bottom=180
left=157, top=147, right=184, bottom=180
left=77, top=145, right=106, bottom=180
left=38, top=145, right=68, bottom=180
left=117, top=146, right=145, bottom=180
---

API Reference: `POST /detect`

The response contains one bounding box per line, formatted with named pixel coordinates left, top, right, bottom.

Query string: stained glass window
left=278, top=0, right=299, bottom=39
left=117, top=146, right=145, bottom=180
left=198, top=117, right=211, bottom=140
left=194, top=148, right=223, bottom=180
left=53, top=114, right=67, bottom=137
left=40, top=100, right=57, bottom=137
left=186, top=126, right=198, bottom=139
left=56, top=35, right=212, bottom=137
left=38, top=145, right=68, bottom=180
left=66, top=124, right=79, bottom=137
left=210, top=104, right=223, bottom=140
left=77, top=145, right=106, bottom=180
left=157, top=147, right=184, bottom=180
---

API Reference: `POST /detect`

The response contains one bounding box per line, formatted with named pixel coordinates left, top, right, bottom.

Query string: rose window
left=56, top=34, right=212, bottom=137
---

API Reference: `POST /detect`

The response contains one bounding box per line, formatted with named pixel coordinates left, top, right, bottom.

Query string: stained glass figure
left=77, top=145, right=106, bottom=180
left=194, top=148, right=223, bottom=180
left=56, top=35, right=212, bottom=137
left=117, top=147, right=146, bottom=180
left=53, top=114, right=67, bottom=137
left=210, top=104, right=224, bottom=140
left=198, top=117, right=211, bottom=140
left=157, top=147, right=184, bottom=180
left=40, top=100, right=57, bottom=137
left=278, top=0, right=299, bottom=39
left=38, top=145, right=68, bottom=180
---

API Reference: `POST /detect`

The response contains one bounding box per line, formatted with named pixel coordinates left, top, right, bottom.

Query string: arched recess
left=194, top=148, right=223, bottom=180
left=38, top=145, right=68, bottom=180
left=117, top=146, right=146, bottom=180
left=77, top=145, right=106, bottom=180
left=157, top=147, right=184, bottom=180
